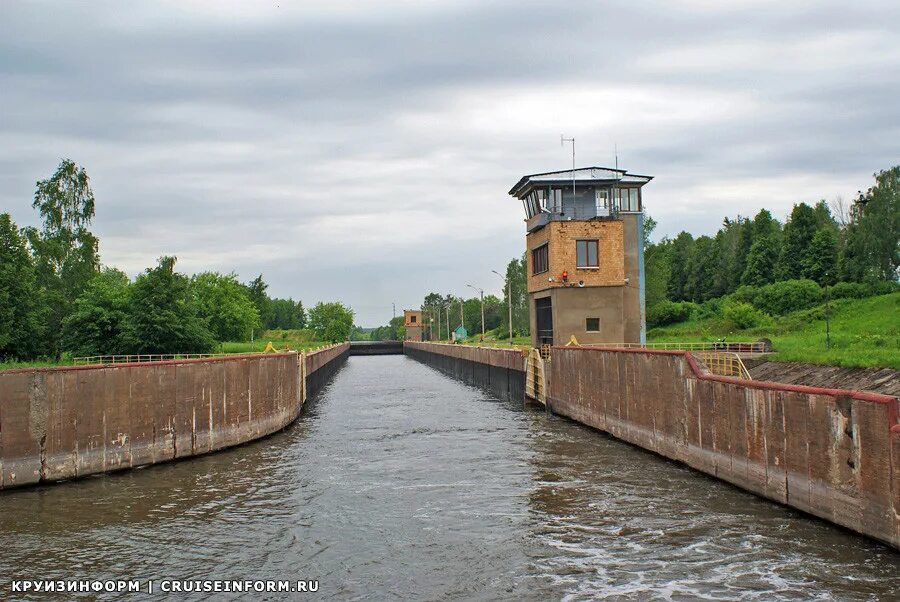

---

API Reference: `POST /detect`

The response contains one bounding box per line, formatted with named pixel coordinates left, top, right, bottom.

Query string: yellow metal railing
left=693, top=351, right=753, bottom=380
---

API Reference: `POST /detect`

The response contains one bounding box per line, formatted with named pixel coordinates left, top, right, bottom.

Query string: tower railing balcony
left=527, top=206, right=619, bottom=232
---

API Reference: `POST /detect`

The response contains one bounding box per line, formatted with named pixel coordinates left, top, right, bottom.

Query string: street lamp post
left=492, top=269, right=513, bottom=345
left=466, top=284, right=485, bottom=341
left=824, top=274, right=831, bottom=351
left=435, top=304, right=440, bottom=342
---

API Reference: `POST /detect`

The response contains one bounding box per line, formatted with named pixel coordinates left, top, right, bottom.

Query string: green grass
left=437, top=327, right=530, bottom=347
left=219, top=329, right=327, bottom=353
left=648, top=292, right=900, bottom=369
left=0, top=330, right=329, bottom=372
left=0, top=359, right=68, bottom=371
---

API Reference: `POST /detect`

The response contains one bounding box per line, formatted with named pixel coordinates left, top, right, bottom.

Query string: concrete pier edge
left=0, top=344, right=349, bottom=491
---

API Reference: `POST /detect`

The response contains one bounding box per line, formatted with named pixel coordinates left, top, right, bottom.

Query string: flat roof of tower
left=509, top=166, right=653, bottom=198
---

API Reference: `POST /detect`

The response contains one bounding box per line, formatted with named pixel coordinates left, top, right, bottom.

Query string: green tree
left=191, top=272, right=260, bottom=342
left=293, top=300, right=306, bottom=329
left=121, top=256, right=216, bottom=354
left=733, top=216, right=753, bottom=290
left=268, top=298, right=306, bottom=329
left=61, top=268, right=130, bottom=356
left=741, top=209, right=781, bottom=286
left=463, top=297, right=482, bottom=335
left=750, top=208, right=781, bottom=240
left=482, top=294, right=502, bottom=331
left=349, top=326, right=371, bottom=341
left=307, top=301, right=354, bottom=342
left=642, top=214, right=657, bottom=248
left=776, top=203, right=818, bottom=281
left=0, top=213, right=44, bottom=359
left=246, top=275, right=273, bottom=333
left=805, top=228, right=839, bottom=285
left=644, top=238, right=671, bottom=308
left=421, top=292, right=445, bottom=339
left=841, top=167, right=899, bottom=281
left=666, top=232, right=694, bottom=301
left=498, top=255, right=529, bottom=337
left=685, top=235, right=718, bottom=301
left=390, top=315, right=405, bottom=340
left=741, top=238, right=779, bottom=286
left=25, top=159, right=100, bottom=357
left=715, top=217, right=747, bottom=295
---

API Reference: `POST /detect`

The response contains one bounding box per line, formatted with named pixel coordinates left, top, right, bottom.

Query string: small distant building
left=452, top=325, right=468, bottom=342
left=509, top=166, right=652, bottom=347
left=404, top=309, right=423, bottom=342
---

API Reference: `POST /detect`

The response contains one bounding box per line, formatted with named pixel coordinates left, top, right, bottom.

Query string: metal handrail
left=73, top=353, right=233, bottom=365
left=693, top=351, right=753, bottom=380
left=583, top=341, right=769, bottom=353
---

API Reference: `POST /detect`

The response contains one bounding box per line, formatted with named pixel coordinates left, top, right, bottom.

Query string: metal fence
left=583, top=341, right=770, bottom=354
left=693, top=351, right=754, bottom=380
left=72, top=353, right=231, bottom=365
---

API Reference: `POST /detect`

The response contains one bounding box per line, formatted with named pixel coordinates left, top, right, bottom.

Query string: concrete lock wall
left=404, top=342, right=526, bottom=403
left=404, top=341, right=899, bottom=548
left=0, top=344, right=349, bottom=490
left=305, top=343, right=350, bottom=398
left=548, top=346, right=900, bottom=549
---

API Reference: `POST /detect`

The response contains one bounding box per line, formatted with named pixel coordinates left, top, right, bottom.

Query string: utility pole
left=492, top=269, right=512, bottom=345
left=466, top=284, right=485, bottom=341
left=445, top=305, right=450, bottom=340
left=824, top=276, right=831, bottom=350
left=459, top=296, right=465, bottom=332
left=392, top=303, right=396, bottom=320
left=436, top=303, right=441, bottom=342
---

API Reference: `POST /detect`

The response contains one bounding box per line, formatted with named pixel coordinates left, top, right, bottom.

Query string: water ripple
left=0, top=355, right=897, bottom=600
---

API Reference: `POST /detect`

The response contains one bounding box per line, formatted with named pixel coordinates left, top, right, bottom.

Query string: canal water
left=1, top=355, right=898, bottom=600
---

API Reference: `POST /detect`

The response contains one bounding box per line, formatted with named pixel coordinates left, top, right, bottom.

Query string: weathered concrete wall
left=404, top=342, right=525, bottom=402
left=549, top=346, right=900, bottom=549
left=0, top=344, right=349, bottom=490
left=404, top=342, right=900, bottom=548
left=305, top=343, right=350, bottom=398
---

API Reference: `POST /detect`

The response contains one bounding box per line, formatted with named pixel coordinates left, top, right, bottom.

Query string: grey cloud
left=1, top=0, right=898, bottom=324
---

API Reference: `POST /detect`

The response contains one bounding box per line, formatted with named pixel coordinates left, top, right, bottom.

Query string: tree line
left=645, top=166, right=898, bottom=326
left=0, top=160, right=355, bottom=361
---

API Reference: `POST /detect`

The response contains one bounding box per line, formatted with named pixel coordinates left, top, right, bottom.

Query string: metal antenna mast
left=614, top=142, right=619, bottom=212
left=561, top=135, right=576, bottom=206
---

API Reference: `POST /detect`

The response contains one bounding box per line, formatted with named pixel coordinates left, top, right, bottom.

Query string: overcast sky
left=2, top=1, right=898, bottom=326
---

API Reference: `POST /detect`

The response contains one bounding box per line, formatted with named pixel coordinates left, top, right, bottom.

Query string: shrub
left=751, top=279, right=823, bottom=315
left=730, top=285, right=760, bottom=306
left=647, top=300, right=695, bottom=327
left=723, top=301, right=769, bottom=330
left=829, top=282, right=871, bottom=299
left=695, top=298, right=723, bottom=320
left=870, top=280, right=900, bottom=295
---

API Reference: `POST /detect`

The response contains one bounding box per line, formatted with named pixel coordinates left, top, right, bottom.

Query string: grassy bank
left=220, top=329, right=326, bottom=353
left=1, top=329, right=329, bottom=372
left=0, top=358, right=70, bottom=371
left=648, top=292, right=899, bottom=369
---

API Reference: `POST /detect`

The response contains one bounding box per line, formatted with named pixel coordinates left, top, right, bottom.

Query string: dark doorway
left=535, top=297, right=553, bottom=345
